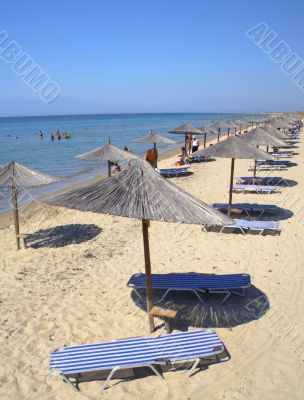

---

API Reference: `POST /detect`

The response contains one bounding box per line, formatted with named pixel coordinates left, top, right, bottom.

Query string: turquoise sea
left=0, top=112, right=266, bottom=212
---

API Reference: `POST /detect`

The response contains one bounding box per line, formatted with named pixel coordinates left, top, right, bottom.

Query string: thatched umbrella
left=260, top=125, right=289, bottom=140
left=209, top=120, right=231, bottom=142
left=133, top=130, right=176, bottom=168
left=269, top=120, right=291, bottom=130
left=240, top=128, right=285, bottom=182
left=192, top=137, right=274, bottom=216
left=0, top=161, right=60, bottom=250
left=198, top=124, right=217, bottom=148
left=45, top=160, right=231, bottom=332
left=229, top=119, right=248, bottom=134
left=168, top=124, right=203, bottom=151
left=76, top=142, right=139, bottom=177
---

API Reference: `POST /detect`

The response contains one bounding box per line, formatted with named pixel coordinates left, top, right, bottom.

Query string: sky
left=0, top=0, right=304, bottom=116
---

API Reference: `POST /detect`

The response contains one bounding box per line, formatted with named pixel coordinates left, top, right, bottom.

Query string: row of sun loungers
left=48, top=125, right=300, bottom=394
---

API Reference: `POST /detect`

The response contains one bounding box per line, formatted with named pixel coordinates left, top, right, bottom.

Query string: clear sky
left=1, top=0, right=304, bottom=116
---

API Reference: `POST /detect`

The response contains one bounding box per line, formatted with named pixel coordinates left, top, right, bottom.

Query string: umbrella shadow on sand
left=27, top=224, right=102, bottom=248
left=131, top=282, right=269, bottom=330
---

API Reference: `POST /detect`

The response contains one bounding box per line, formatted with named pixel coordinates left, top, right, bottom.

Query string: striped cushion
left=127, top=273, right=251, bottom=291
left=50, top=330, right=224, bottom=375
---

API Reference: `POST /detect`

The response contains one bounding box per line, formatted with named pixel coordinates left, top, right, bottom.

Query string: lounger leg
left=159, top=289, right=171, bottom=302
left=132, top=287, right=144, bottom=300
left=149, top=365, right=165, bottom=380
left=61, top=374, right=79, bottom=392
left=186, top=358, right=201, bottom=377
left=193, top=290, right=205, bottom=304
left=220, top=292, right=231, bottom=304
left=101, top=367, right=120, bottom=391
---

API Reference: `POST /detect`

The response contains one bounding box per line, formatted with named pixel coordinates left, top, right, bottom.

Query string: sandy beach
left=1, top=133, right=304, bottom=400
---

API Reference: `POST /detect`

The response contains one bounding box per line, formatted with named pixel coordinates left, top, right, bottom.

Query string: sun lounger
left=232, top=184, right=281, bottom=194
left=49, top=329, right=227, bottom=391
left=256, top=160, right=291, bottom=166
left=203, top=219, right=280, bottom=235
left=189, top=155, right=215, bottom=163
left=128, top=272, right=251, bottom=304
left=155, top=167, right=190, bottom=177
left=213, top=203, right=277, bottom=216
left=248, top=165, right=287, bottom=171
left=271, top=152, right=294, bottom=158
left=235, top=177, right=283, bottom=185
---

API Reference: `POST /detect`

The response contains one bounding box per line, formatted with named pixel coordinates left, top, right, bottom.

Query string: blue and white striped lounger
left=232, top=184, right=281, bottom=194
left=128, top=272, right=251, bottom=304
left=213, top=203, right=277, bottom=216
left=49, top=329, right=227, bottom=391
left=271, top=152, right=294, bottom=158
left=248, top=165, right=287, bottom=171
left=214, top=219, right=280, bottom=235
left=155, top=167, right=190, bottom=177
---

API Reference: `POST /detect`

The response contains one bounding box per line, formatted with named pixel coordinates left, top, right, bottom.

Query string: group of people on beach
left=39, top=129, right=71, bottom=142
left=176, top=135, right=200, bottom=166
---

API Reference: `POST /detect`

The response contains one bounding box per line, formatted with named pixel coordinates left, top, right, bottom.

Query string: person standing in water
left=50, top=133, right=55, bottom=142
left=39, top=130, right=44, bottom=139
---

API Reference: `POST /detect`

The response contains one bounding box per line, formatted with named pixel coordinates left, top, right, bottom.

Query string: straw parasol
left=260, top=125, right=289, bottom=140
left=168, top=124, right=203, bottom=150
left=209, top=120, right=232, bottom=142
left=198, top=124, right=217, bottom=148
left=192, top=136, right=274, bottom=216
left=240, top=128, right=285, bottom=182
left=0, top=161, right=60, bottom=250
left=76, top=142, right=139, bottom=177
left=269, top=120, right=291, bottom=130
left=45, top=159, right=232, bottom=332
left=133, top=130, right=176, bottom=168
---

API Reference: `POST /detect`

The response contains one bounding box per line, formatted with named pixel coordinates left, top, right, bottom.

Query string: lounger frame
left=50, top=329, right=227, bottom=391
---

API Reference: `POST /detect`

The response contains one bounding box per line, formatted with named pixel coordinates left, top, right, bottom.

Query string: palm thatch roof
left=45, top=160, right=232, bottom=225
left=230, top=119, right=246, bottom=126
left=76, top=143, right=139, bottom=161
left=192, top=136, right=274, bottom=160
left=209, top=120, right=231, bottom=129
left=198, top=124, right=217, bottom=134
left=168, top=124, right=203, bottom=135
left=133, top=132, right=176, bottom=144
left=269, top=120, right=291, bottom=129
left=0, top=161, right=60, bottom=187
left=261, top=125, right=289, bottom=140
left=240, top=127, right=286, bottom=147
left=225, top=120, right=240, bottom=129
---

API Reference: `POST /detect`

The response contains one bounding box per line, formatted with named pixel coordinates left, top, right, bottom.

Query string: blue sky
left=1, top=0, right=304, bottom=116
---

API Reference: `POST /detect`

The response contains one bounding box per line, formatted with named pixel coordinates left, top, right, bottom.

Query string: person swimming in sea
left=39, top=130, right=44, bottom=139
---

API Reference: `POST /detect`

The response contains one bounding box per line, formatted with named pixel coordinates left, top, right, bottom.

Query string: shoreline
left=0, top=127, right=245, bottom=230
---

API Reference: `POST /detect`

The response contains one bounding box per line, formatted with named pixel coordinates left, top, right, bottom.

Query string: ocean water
left=0, top=112, right=266, bottom=212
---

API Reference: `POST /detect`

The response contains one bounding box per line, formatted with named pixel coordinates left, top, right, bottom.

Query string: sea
left=0, top=112, right=266, bottom=212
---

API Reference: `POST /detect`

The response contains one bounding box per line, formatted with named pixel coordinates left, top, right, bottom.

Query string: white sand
left=1, top=135, right=304, bottom=399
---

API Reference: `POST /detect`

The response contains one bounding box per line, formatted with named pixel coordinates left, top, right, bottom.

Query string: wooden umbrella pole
left=142, top=219, right=155, bottom=332
left=184, top=134, right=187, bottom=152
left=234, top=127, right=237, bottom=136
left=107, top=160, right=111, bottom=177
left=12, top=184, right=20, bottom=250
left=204, top=133, right=207, bottom=148
left=217, top=128, right=220, bottom=142
left=153, top=143, right=157, bottom=169
left=253, top=159, right=257, bottom=184
left=227, top=128, right=230, bottom=138
left=228, top=158, right=235, bottom=217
